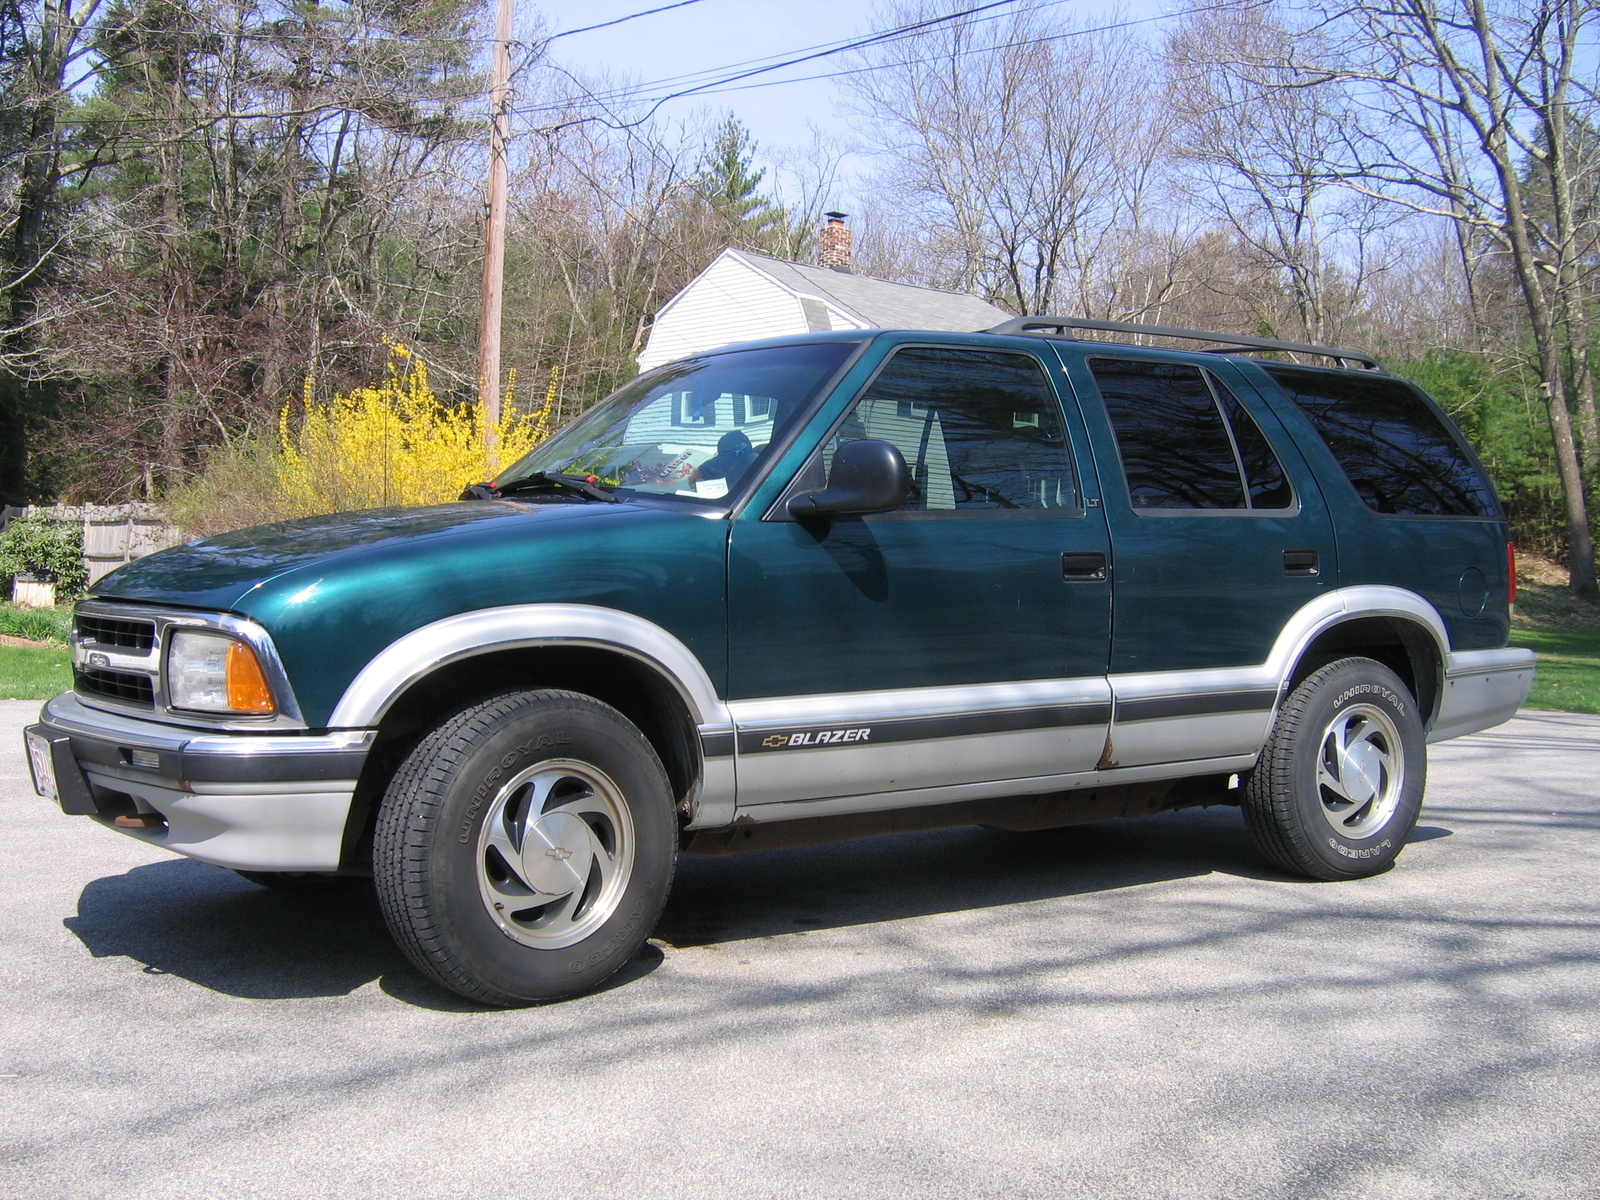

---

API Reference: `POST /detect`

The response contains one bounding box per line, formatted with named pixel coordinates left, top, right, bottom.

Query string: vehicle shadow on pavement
left=63, top=859, right=672, bottom=1010
left=60, top=805, right=1450, bottom=1002
left=655, top=802, right=1296, bottom=948
left=62, top=861, right=480, bottom=1008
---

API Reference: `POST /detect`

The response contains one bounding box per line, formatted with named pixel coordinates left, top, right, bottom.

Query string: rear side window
left=1089, top=358, right=1292, bottom=511
left=1265, top=366, right=1497, bottom=517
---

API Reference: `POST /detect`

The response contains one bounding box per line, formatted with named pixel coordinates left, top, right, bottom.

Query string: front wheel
left=373, top=689, right=676, bottom=1006
left=235, top=870, right=367, bottom=895
left=1242, top=657, right=1426, bottom=881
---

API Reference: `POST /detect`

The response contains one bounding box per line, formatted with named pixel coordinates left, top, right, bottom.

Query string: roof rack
left=985, top=316, right=1386, bottom=373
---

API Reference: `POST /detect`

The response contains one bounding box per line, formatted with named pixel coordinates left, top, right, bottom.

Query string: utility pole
left=477, top=0, right=514, bottom=464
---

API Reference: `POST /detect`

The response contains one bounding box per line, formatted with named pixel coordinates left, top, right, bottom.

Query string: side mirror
left=787, top=439, right=912, bottom=520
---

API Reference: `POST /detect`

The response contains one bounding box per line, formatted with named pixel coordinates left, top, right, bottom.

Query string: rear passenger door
left=1058, top=351, right=1337, bottom=768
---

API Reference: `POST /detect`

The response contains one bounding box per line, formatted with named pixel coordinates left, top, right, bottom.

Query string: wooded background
left=0, top=0, right=1596, bottom=589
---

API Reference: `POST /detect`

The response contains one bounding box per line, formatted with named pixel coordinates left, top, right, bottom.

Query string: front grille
left=76, top=614, right=155, bottom=654
left=75, top=668, right=155, bottom=707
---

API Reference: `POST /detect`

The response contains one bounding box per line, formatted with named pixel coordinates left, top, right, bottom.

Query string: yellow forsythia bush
left=275, top=344, right=552, bottom=516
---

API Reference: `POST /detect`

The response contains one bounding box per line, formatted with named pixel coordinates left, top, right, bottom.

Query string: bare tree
left=1271, top=0, right=1600, bottom=595
left=846, top=1, right=1170, bottom=315
left=1167, top=4, right=1400, bottom=346
left=20, top=0, right=488, bottom=496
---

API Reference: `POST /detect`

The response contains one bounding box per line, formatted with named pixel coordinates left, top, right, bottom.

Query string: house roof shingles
left=737, top=251, right=1009, bottom=332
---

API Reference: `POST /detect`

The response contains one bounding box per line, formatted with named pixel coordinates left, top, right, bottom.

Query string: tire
left=1242, top=657, right=1426, bottom=881
left=373, top=689, right=676, bottom=1006
left=235, top=870, right=367, bottom=894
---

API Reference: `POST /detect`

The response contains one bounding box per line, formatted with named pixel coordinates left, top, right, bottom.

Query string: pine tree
left=697, top=116, right=787, bottom=253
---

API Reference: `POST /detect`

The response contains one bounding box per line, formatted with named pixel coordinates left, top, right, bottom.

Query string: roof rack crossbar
left=985, top=316, right=1385, bottom=373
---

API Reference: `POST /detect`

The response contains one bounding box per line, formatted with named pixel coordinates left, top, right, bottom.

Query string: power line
left=546, top=0, right=710, bottom=42
left=523, top=0, right=1059, bottom=116
left=514, top=0, right=1216, bottom=129
left=523, top=0, right=1028, bottom=133
left=689, top=5, right=1228, bottom=100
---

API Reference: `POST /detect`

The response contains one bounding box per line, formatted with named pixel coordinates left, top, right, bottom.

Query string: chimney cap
left=824, top=211, right=848, bottom=222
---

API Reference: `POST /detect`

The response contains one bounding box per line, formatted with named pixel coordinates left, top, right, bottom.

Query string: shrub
left=164, top=438, right=290, bottom=539
left=276, top=346, right=551, bottom=516
left=0, top=604, right=73, bottom=643
left=166, top=345, right=555, bottom=538
left=1396, top=350, right=1566, bottom=557
left=0, top=516, right=88, bottom=599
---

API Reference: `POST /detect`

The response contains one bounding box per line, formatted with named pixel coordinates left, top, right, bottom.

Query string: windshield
left=496, top=342, right=858, bottom=503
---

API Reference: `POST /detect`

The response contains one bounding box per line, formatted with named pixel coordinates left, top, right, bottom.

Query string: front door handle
left=1283, top=548, right=1320, bottom=577
left=1062, top=551, right=1108, bottom=581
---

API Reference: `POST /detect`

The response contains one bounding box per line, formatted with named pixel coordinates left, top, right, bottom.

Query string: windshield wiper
left=460, top=472, right=619, bottom=504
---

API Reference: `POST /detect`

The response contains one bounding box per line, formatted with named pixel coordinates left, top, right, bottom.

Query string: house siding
left=638, top=253, right=810, bottom=371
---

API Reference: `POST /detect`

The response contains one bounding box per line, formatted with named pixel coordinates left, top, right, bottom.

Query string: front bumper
left=28, top=692, right=374, bottom=871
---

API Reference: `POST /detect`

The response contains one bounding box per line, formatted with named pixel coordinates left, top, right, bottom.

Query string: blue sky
left=533, top=1, right=1177, bottom=163
left=534, top=1, right=884, bottom=149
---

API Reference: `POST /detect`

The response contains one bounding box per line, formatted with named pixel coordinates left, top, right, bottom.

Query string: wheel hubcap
left=476, top=759, right=634, bottom=949
left=1315, top=703, right=1404, bottom=839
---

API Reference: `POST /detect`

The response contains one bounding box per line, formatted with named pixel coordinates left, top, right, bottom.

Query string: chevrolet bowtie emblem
left=762, top=734, right=790, bottom=748
left=544, top=847, right=574, bottom=861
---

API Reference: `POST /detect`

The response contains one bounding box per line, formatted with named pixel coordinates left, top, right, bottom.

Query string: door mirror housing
left=787, top=439, right=912, bottom=520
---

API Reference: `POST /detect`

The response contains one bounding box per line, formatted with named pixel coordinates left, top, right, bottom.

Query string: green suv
left=24, top=318, right=1533, bottom=1005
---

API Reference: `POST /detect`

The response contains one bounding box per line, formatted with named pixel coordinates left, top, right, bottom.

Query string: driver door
left=726, top=342, right=1114, bottom=808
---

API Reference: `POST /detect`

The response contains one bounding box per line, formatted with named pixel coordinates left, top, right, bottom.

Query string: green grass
left=0, top=603, right=71, bottom=645
left=1508, top=625, right=1600, bottom=713
left=0, top=643, right=72, bottom=701
left=1510, top=567, right=1600, bottom=713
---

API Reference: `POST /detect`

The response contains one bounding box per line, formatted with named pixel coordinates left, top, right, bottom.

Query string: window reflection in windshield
left=496, top=342, right=857, bottom=502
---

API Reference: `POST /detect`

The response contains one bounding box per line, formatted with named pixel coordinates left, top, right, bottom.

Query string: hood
left=95, top=503, right=587, bottom=611
left=93, top=498, right=730, bottom=726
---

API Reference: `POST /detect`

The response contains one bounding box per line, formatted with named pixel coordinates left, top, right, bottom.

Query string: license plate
left=25, top=731, right=58, bottom=801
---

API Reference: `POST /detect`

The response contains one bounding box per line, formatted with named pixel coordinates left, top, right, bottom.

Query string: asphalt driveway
left=1, top=698, right=1596, bottom=1198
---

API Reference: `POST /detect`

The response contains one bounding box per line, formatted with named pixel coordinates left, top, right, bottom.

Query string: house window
left=735, top=394, right=773, bottom=425
left=670, top=391, right=715, bottom=428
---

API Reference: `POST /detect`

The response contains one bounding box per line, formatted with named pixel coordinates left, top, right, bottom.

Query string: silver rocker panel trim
left=1106, top=585, right=1453, bottom=765
left=727, top=676, right=1113, bottom=807
left=731, top=754, right=1261, bottom=826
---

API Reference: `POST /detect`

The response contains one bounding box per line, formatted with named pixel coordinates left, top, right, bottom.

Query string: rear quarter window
left=1264, top=366, right=1498, bottom=518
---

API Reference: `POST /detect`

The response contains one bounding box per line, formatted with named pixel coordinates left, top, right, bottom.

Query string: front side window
left=496, top=342, right=857, bottom=502
left=1264, top=366, right=1497, bottom=518
left=1090, top=358, right=1293, bottom=511
left=816, top=346, right=1079, bottom=511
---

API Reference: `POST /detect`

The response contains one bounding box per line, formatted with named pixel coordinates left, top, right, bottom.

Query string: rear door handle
left=1283, top=548, right=1319, bottom=577
left=1062, top=551, right=1108, bottom=581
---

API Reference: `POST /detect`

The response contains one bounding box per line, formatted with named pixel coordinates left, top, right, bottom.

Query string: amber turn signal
left=225, top=640, right=276, bottom=713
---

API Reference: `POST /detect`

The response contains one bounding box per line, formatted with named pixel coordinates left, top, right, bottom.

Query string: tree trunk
left=0, top=0, right=97, bottom=502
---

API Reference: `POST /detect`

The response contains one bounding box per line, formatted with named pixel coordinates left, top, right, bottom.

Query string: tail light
left=1508, top=542, right=1517, bottom=605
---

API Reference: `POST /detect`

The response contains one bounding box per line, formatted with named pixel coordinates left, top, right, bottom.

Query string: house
left=636, top=214, right=1010, bottom=372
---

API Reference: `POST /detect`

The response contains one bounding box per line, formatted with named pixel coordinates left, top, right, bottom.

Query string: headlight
left=167, top=630, right=276, bottom=714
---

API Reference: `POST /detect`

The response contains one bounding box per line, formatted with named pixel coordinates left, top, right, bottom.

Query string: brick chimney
left=818, top=211, right=852, bottom=273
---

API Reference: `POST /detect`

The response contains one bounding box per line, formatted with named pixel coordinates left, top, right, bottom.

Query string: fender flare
left=327, top=604, right=729, bottom=730
left=1264, top=585, right=1450, bottom=722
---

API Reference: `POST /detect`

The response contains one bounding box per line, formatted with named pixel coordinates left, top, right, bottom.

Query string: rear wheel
left=1242, top=657, right=1426, bottom=881
left=373, top=689, right=676, bottom=1006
